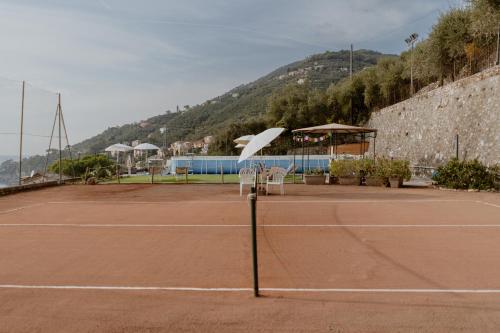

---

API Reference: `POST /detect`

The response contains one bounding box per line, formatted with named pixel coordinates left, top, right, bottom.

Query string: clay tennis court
left=1, top=184, right=500, bottom=332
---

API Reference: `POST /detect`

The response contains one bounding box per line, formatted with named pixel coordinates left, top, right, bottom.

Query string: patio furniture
left=239, top=168, right=256, bottom=196
left=175, top=167, right=189, bottom=183
left=266, top=167, right=287, bottom=195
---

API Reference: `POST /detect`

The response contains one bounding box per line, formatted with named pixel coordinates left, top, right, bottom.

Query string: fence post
left=221, top=164, right=224, bottom=184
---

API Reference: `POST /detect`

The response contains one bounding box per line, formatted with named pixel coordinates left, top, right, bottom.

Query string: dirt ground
left=0, top=184, right=499, bottom=332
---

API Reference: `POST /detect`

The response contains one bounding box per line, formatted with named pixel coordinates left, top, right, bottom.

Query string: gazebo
left=291, top=122, right=377, bottom=172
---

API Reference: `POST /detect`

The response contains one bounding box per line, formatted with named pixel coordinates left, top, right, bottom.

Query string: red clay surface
left=0, top=184, right=499, bottom=332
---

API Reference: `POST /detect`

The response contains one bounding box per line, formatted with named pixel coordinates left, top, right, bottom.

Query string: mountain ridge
left=73, top=49, right=394, bottom=153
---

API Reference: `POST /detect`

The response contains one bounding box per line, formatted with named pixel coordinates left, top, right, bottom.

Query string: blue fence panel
left=170, top=155, right=332, bottom=174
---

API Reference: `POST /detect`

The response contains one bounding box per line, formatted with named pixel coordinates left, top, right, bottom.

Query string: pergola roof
left=292, top=122, right=377, bottom=134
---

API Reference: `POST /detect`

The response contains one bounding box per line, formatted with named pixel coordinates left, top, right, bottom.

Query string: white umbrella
left=238, top=128, right=285, bottom=164
left=134, top=143, right=160, bottom=151
left=133, top=143, right=160, bottom=173
left=105, top=143, right=133, bottom=152
left=105, top=143, right=134, bottom=164
left=234, top=135, right=255, bottom=145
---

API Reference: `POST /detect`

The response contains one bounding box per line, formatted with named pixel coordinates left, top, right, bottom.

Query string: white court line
left=476, top=201, right=500, bottom=209
left=1, top=284, right=500, bottom=294
left=0, top=203, right=43, bottom=215
left=46, top=199, right=473, bottom=205
left=1, top=223, right=500, bottom=228
left=0, top=224, right=247, bottom=228
left=47, top=200, right=246, bottom=205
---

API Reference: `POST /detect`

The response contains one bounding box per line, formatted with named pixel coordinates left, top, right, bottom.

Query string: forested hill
left=73, top=49, right=391, bottom=153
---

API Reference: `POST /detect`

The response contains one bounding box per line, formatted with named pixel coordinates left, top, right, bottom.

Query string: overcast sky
left=0, top=0, right=464, bottom=155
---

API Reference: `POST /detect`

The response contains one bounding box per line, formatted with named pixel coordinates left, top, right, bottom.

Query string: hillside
left=73, top=49, right=392, bottom=153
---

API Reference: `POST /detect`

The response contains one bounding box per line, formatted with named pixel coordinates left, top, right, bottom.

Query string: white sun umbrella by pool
left=104, top=143, right=133, bottom=163
left=234, top=135, right=255, bottom=145
left=235, top=135, right=271, bottom=149
left=105, top=143, right=134, bottom=153
left=238, top=128, right=285, bottom=164
left=134, top=143, right=161, bottom=174
left=134, top=143, right=160, bottom=151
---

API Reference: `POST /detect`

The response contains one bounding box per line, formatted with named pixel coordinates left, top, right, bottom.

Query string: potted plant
left=358, top=159, right=382, bottom=186
left=374, top=158, right=391, bottom=187
left=330, top=160, right=360, bottom=185
left=303, top=168, right=326, bottom=185
left=388, top=159, right=412, bottom=188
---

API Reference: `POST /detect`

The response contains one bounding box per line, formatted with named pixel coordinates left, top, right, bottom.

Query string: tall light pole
left=350, top=44, right=353, bottom=124
left=405, top=33, right=418, bottom=96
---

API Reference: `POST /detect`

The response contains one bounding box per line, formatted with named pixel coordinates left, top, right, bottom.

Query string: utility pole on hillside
left=405, top=33, right=418, bottom=96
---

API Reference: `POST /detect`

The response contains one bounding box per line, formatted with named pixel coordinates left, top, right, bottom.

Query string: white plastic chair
left=239, top=168, right=256, bottom=196
left=266, top=167, right=287, bottom=195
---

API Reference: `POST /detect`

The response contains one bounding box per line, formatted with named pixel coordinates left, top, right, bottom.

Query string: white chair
left=266, top=167, right=287, bottom=195
left=239, top=168, right=256, bottom=196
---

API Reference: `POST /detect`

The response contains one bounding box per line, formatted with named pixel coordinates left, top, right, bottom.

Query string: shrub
left=330, top=159, right=358, bottom=178
left=373, top=158, right=411, bottom=181
left=432, top=158, right=496, bottom=190
left=49, top=155, right=115, bottom=179
left=356, top=159, right=376, bottom=177
left=388, top=159, right=412, bottom=181
left=305, top=168, right=325, bottom=175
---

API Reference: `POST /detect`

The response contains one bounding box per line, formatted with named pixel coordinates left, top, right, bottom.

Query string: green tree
left=428, top=8, right=472, bottom=82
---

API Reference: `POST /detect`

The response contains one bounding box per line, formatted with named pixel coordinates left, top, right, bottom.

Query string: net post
left=248, top=185, right=259, bottom=297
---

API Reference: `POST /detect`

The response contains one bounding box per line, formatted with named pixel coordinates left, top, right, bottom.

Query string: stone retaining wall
left=367, top=66, right=499, bottom=167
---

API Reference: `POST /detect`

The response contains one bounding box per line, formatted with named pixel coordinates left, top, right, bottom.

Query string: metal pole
left=410, top=42, right=414, bottom=96
left=350, top=44, right=354, bottom=125
left=350, top=44, right=353, bottom=79
left=496, top=23, right=499, bottom=66
left=248, top=186, right=259, bottom=297
left=301, top=134, right=305, bottom=177
left=292, top=136, right=296, bottom=184
left=58, top=93, right=62, bottom=184
left=43, top=106, right=58, bottom=180
left=455, top=134, right=459, bottom=159
left=59, top=100, right=76, bottom=179
left=18, top=81, right=25, bottom=186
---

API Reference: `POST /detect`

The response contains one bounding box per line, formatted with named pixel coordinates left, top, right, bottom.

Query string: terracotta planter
left=327, top=175, right=338, bottom=185
left=304, top=174, right=326, bottom=185
left=389, top=177, right=403, bottom=188
left=365, top=176, right=383, bottom=186
left=338, top=176, right=360, bottom=185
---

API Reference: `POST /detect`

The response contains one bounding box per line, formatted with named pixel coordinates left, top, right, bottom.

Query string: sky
left=0, top=0, right=464, bottom=155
